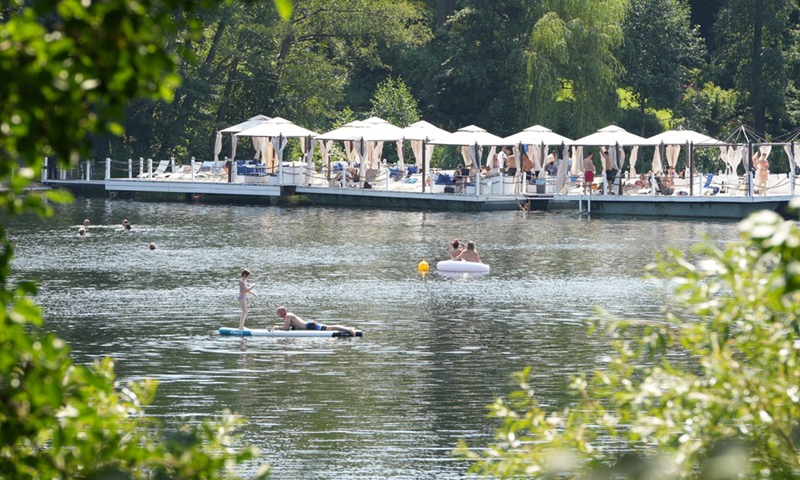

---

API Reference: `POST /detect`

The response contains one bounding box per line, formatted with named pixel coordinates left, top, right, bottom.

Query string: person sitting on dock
left=455, top=164, right=472, bottom=193
left=455, top=241, right=482, bottom=263
left=272, top=307, right=356, bottom=336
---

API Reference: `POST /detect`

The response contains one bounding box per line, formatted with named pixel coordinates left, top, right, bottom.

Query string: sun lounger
left=137, top=160, right=169, bottom=179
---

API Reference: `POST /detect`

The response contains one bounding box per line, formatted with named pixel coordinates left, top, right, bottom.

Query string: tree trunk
left=212, top=55, right=240, bottom=155
left=751, top=0, right=765, bottom=135
left=158, top=20, right=227, bottom=158
left=436, top=0, right=456, bottom=28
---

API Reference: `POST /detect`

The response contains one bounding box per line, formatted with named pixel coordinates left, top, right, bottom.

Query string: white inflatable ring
left=436, top=260, right=490, bottom=273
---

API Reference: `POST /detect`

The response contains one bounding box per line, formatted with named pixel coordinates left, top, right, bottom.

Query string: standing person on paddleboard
left=238, top=269, right=258, bottom=330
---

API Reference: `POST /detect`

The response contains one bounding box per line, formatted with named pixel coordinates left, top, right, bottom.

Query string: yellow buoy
left=417, top=259, right=429, bottom=273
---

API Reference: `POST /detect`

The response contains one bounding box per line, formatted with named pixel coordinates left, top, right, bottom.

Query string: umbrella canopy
left=427, top=125, right=505, bottom=147
left=315, top=120, right=370, bottom=141
left=235, top=116, right=318, bottom=138
left=572, top=125, right=647, bottom=146
left=502, top=124, right=573, bottom=146
left=401, top=120, right=450, bottom=141
left=219, top=114, right=272, bottom=133
left=360, top=117, right=406, bottom=141
left=643, top=129, right=724, bottom=146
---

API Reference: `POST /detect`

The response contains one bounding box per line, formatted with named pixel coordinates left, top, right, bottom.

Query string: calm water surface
left=7, top=199, right=740, bottom=479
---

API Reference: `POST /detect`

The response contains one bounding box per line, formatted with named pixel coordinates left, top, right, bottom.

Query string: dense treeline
left=94, top=0, right=799, bottom=161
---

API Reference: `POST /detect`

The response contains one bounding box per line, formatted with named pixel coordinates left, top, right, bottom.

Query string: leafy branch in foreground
left=457, top=200, right=800, bottom=479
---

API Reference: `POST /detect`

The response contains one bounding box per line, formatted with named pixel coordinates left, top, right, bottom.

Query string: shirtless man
left=454, top=241, right=482, bottom=263
left=272, top=306, right=357, bottom=336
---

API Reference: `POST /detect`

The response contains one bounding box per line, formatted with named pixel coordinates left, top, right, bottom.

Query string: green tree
left=713, top=0, right=798, bottom=136
left=370, top=77, right=420, bottom=128
left=457, top=203, right=800, bottom=478
left=524, top=0, right=629, bottom=138
left=1, top=0, right=277, bottom=477
left=620, top=0, right=705, bottom=136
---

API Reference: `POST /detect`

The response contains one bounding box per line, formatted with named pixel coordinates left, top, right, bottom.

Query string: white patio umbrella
left=503, top=125, right=573, bottom=192
left=572, top=125, right=648, bottom=147
left=236, top=117, right=319, bottom=182
left=219, top=114, right=272, bottom=161
left=428, top=125, right=505, bottom=196
left=642, top=129, right=724, bottom=146
left=402, top=120, right=450, bottom=190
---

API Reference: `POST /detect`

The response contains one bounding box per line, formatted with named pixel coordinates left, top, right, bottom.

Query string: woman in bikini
left=238, top=269, right=258, bottom=329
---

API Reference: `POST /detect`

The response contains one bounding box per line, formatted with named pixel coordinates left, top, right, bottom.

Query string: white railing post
left=128, top=158, right=132, bottom=179
left=105, top=158, right=111, bottom=180
left=190, top=157, right=196, bottom=182
left=139, top=157, right=144, bottom=178
left=147, top=158, right=153, bottom=179
left=170, top=156, right=175, bottom=176
left=42, top=157, right=48, bottom=181
left=85, top=160, right=91, bottom=180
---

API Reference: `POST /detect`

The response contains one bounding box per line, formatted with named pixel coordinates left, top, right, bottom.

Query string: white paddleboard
left=436, top=260, right=490, bottom=273
left=219, top=327, right=363, bottom=338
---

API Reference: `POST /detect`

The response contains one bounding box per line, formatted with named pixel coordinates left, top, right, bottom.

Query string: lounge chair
left=137, top=160, right=169, bottom=179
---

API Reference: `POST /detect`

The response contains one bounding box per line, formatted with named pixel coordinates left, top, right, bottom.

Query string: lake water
left=7, top=198, right=740, bottom=479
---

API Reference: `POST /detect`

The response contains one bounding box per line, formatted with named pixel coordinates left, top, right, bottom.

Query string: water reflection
left=7, top=199, right=739, bottom=479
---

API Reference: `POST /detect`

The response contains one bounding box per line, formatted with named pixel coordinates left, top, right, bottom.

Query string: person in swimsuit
left=446, top=238, right=464, bottom=259
left=272, top=307, right=357, bottom=336
left=454, top=241, right=482, bottom=263
left=238, top=269, right=258, bottom=330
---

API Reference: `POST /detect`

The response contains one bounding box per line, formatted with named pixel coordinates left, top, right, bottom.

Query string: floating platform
left=219, top=327, right=363, bottom=338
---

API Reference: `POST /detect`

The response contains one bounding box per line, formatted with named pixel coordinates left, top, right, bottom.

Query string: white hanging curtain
left=424, top=142, right=434, bottom=175
left=652, top=145, right=663, bottom=173
left=409, top=140, right=423, bottom=172
left=666, top=144, right=681, bottom=169
left=724, top=145, right=742, bottom=174
left=371, top=141, right=384, bottom=170
left=531, top=144, right=543, bottom=172
left=231, top=135, right=239, bottom=161
left=272, top=136, right=288, bottom=179
left=344, top=141, right=358, bottom=165
left=253, top=137, right=264, bottom=162
left=556, top=144, right=569, bottom=194
left=214, top=131, right=222, bottom=162
left=302, top=137, right=316, bottom=182
left=319, top=139, right=332, bottom=167
left=398, top=139, right=406, bottom=171
left=783, top=143, right=798, bottom=172
left=759, top=145, right=772, bottom=159
left=629, top=146, right=639, bottom=177
left=354, top=139, right=366, bottom=175
left=617, top=146, right=625, bottom=173
left=572, top=146, right=583, bottom=174
left=485, top=146, right=497, bottom=169
left=740, top=146, right=750, bottom=173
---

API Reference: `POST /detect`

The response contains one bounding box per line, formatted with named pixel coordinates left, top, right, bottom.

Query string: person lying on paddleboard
left=272, top=306, right=356, bottom=337
left=454, top=241, right=482, bottom=263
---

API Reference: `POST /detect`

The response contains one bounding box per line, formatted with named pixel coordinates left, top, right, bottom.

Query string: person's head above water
left=277, top=306, right=287, bottom=318
left=466, top=241, right=475, bottom=251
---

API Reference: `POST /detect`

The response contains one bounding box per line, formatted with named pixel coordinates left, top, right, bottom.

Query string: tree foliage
left=457, top=201, right=800, bottom=478
left=713, top=0, right=798, bottom=136
left=620, top=0, right=705, bottom=135
left=524, top=0, right=628, bottom=138
left=1, top=0, right=278, bottom=477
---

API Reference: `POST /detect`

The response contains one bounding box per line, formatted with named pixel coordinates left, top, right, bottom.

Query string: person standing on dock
left=582, top=152, right=595, bottom=194
left=237, top=269, right=258, bottom=330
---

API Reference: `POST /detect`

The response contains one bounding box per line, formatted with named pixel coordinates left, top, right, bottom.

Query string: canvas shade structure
left=643, top=129, right=726, bottom=193
left=573, top=125, right=647, bottom=194
left=315, top=121, right=370, bottom=184
left=502, top=125, right=573, bottom=194
left=236, top=117, right=319, bottom=183
left=428, top=125, right=505, bottom=196
left=218, top=114, right=272, bottom=162
left=401, top=120, right=450, bottom=192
